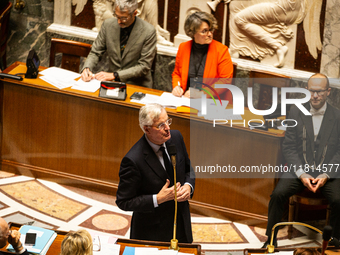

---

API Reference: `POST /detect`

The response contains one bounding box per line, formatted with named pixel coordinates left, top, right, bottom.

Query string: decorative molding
left=1, top=159, right=117, bottom=192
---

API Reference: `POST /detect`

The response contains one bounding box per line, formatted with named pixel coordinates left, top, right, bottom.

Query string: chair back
left=0, top=2, right=12, bottom=69
left=49, top=38, right=92, bottom=73
left=248, top=69, right=291, bottom=110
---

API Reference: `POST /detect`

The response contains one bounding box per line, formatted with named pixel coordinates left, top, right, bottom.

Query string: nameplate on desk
left=99, top=81, right=127, bottom=100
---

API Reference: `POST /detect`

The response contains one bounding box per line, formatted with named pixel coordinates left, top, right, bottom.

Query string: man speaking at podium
left=116, top=104, right=195, bottom=243
left=262, top=73, right=340, bottom=248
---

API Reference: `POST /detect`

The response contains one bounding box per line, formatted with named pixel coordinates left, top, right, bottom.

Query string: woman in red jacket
left=172, top=12, right=233, bottom=102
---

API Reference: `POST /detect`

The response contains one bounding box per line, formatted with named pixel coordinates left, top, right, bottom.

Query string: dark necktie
left=160, top=146, right=174, bottom=185
left=120, top=30, right=129, bottom=55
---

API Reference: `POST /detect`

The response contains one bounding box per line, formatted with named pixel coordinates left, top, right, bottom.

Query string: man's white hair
left=139, top=103, right=165, bottom=133
left=114, top=0, right=138, bottom=14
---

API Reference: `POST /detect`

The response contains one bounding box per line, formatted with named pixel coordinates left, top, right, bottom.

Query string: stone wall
left=4, top=0, right=340, bottom=110
left=6, top=0, right=53, bottom=68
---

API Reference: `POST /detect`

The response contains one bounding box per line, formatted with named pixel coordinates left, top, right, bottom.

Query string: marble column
left=174, top=0, right=212, bottom=47
left=320, top=0, right=340, bottom=79
left=54, top=0, right=71, bottom=25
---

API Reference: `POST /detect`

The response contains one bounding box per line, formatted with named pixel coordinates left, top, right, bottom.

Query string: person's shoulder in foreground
left=0, top=218, right=29, bottom=255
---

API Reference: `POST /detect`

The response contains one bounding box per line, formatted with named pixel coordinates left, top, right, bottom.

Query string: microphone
left=0, top=73, right=23, bottom=81
left=167, top=144, right=177, bottom=166
left=321, top=225, right=332, bottom=255
left=268, top=222, right=323, bottom=253
left=167, top=144, right=179, bottom=250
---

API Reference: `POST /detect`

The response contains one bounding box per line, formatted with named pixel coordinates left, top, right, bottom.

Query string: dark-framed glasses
left=308, top=89, right=329, bottom=96
left=150, top=118, right=172, bottom=130
left=199, top=28, right=215, bottom=36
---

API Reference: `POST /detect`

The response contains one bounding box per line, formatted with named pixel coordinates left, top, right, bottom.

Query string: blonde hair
left=60, top=229, right=93, bottom=255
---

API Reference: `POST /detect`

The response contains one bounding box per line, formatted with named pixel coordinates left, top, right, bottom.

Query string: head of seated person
left=184, top=11, right=217, bottom=45
left=60, top=229, right=93, bottom=255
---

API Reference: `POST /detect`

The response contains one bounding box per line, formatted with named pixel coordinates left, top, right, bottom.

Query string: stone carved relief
left=73, top=0, right=88, bottom=16
left=207, top=0, right=224, bottom=12
left=72, top=0, right=173, bottom=46
left=92, top=0, right=115, bottom=32
left=136, top=0, right=173, bottom=46
left=228, top=0, right=323, bottom=68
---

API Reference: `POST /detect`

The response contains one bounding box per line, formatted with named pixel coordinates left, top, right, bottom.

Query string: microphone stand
left=267, top=222, right=323, bottom=253
left=169, top=154, right=179, bottom=250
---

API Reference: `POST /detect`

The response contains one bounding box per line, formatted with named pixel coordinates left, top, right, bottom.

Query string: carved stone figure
left=136, top=0, right=173, bottom=46
left=72, top=0, right=88, bottom=16
left=228, top=0, right=322, bottom=68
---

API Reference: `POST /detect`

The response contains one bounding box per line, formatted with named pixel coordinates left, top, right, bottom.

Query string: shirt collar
left=310, top=102, right=327, bottom=116
left=145, top=134, right=165, bottom=153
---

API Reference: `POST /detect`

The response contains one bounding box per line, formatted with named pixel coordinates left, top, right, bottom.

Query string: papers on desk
left=94, top=243, right=120, bottom=255
left=40, top=67, right=81, bottom=89
left=122, top=246, right=194, bottom=255
left=130, top=93, right=160, bottom=104
left=90, top=232, right=119, bottom=255
left=157, top=92, right=190, bottom=108
left=40, top=67, right=101, bottom=92
left=71, top=78, right=101, bottom=92
left=130, top=92, right=190, bottom=108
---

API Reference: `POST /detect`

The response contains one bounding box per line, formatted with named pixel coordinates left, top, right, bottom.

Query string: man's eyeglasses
left=150, top=118, right=172, bottom=130
left=113, top=13, right=131, bottom=22
left=199, top=28, right=215, bottom=36
left=308, top=89, right=329, bottom=96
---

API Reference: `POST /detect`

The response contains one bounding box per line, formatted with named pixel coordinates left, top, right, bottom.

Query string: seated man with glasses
left=0, top=217, right=29, bottom=254
left=262, top=73, right=340, bottom=248
left=81, top=0, right=157, bottom=88
left=116, top=103, right=195, bottom=243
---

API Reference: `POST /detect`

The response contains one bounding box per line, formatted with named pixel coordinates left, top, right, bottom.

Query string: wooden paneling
left=1, top=62, right=285, bottom=225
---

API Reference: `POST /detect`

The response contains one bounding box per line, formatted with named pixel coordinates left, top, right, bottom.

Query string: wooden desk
left=116, top=238, right=201, bottom=255
left=0, top=62, right=285, bottom=225
left=244, top=247, right=340, bottom=255
left=1, top=223, right=200, bottom=255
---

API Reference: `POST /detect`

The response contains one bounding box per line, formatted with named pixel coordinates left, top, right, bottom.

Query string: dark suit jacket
left=84, top=17, right=157, bottom=88
left=116, top=130, right=195, bottom=242
left=283, top=103, right=340, bottom=178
